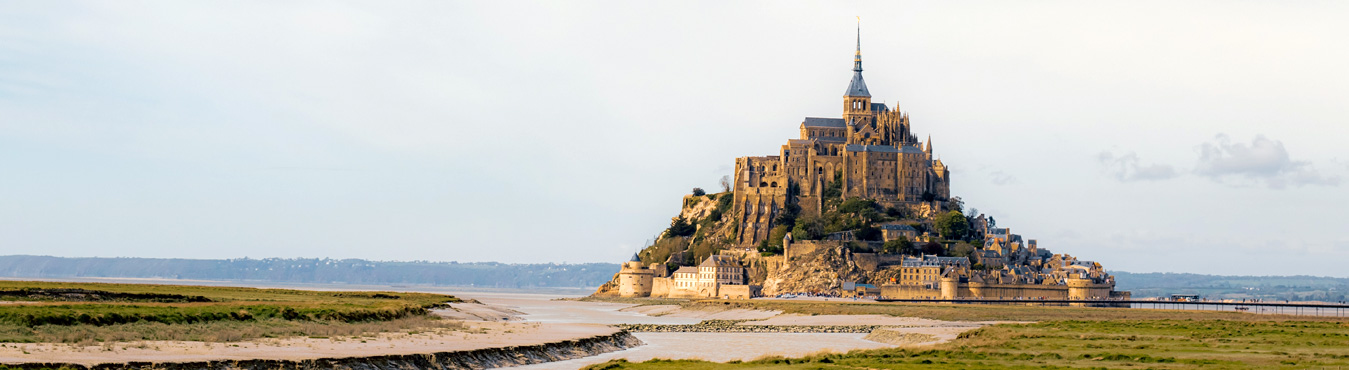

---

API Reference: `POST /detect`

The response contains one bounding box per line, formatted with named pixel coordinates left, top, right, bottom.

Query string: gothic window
left=770, top=182, right=777, bottom=187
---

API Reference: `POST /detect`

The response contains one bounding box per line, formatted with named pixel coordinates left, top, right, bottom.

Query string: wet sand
left=0, top=321, right=617, bottom=366
left=513, top=332, right=893, bottom=369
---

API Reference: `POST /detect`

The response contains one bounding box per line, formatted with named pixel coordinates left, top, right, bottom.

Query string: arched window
left=759, top=182, right=768, bottom=187
left=770, top=182, right=777, bottom=187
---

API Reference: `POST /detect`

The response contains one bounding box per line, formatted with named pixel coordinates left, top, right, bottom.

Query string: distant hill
left=0, top=255, right=619, bottom=289
left=1113, top=271, right=1349, bottom=302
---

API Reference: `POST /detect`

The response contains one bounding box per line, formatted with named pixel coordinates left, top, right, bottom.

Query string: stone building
left=733, top=30, right=951, bottom=245
left=615, top=253, right=654, bottom=298
left=882, top=227, right=1127, bottom=305
left=879, top=224, right=919, bottom=242
left=646, top=255, right=756, bottom=299
left=897, top=254, right=970, bottom=288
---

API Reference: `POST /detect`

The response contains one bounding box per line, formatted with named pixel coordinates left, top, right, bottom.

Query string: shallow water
left=455, top=291, right=703, bottom=325
left=442, top=292, right=897, bottom=369
left=513, top=332, right=891, bottom=369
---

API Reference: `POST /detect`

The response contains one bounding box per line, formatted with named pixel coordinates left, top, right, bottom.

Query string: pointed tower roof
left=629, top=253, right=641, bottom=263
left=844, top=20, right=871, bottom=97
left=924, top=135, right=932, bottom=153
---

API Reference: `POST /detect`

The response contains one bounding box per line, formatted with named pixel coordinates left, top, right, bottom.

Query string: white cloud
left=1194, top=134, right=1340, bottom=189
left=989, top=170, right=1018, bottom=185
left=1096, top=151, right=1179, bottom=182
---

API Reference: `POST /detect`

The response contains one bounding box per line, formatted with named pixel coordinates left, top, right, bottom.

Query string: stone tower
left=842, top=23, right=871, bottom=127
left=617, top=253, right=654, bottom=297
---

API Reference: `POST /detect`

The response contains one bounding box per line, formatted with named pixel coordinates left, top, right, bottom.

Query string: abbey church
left=733, top=31, right=951, bottom=245
left=596, top=27, right=1125, bottom=303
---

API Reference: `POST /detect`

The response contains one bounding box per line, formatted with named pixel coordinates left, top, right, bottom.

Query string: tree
left=945, top=196, right=964, bottom=214
left=792, top=215, right=823, bottom=241
left=756, top=225, right=791, bottom=255
left=666, top=217, right=696, bottom=237
left=934, top=210, right=970, bottom=240
left=855, top=225, right=882, bottom=241
left=921, top=242, right=944, bottom=256
left=822, top=170, right=843, bottom=198
left=882, top=237, right=912, bottom=254
left=692, top=187, right=706, bottom=196
left=949, top=242, right=976, bottom=258
left=719, top=175, right=732, bottom=193
left=884, top=206, right=905, bottom=219
left=773, top=203, right=801, bottom=226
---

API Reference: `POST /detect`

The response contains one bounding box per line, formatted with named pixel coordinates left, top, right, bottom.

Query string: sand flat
left=0, top=322, right=617, bottom=366
left=738, top=314, right=990, bottom=327
left=619, top=305, right=781, bottom=320
left=512, top=332, right=894, bottom=369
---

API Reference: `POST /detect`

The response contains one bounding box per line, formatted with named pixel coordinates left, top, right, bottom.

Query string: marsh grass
left=585, top=320, right=1349, bottom=369
left=0, top=280, right=461, bottom=343
left=580, top=298, right=1349, bottom=369
left=0, top=315, right=465, bottom=343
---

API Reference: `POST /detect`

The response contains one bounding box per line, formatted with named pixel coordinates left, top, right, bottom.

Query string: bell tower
left=843, top=20, right=872, bottom=127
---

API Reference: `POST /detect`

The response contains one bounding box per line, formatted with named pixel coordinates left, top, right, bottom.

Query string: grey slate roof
left=845, top=144, right=925, bottom=154
left=803, top=117, right=846, bottom=128
left=698, top=255, right=739, bottom=268
left=870, top=102, right=888, bottom=112
left=845, top=71, right=871, bottom=97
left=846, top=144, right=897, bottom=153
left=629, top=253, right=641, bottom=262
left=902, top=255, right=972, bottom=267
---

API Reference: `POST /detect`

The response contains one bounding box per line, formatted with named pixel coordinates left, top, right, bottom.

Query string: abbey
left=733, top=32, right=950, bottom=245
left=595, top=28, right=1126, bottom=304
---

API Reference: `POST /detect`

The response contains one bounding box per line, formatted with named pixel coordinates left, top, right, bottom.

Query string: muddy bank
left=0, top=331, right=643, bottom=370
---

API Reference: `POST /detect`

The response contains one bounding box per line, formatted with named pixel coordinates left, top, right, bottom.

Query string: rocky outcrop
left=761, top=245, right=872, bottom=296
left=2, top=331, right=643, bottom=370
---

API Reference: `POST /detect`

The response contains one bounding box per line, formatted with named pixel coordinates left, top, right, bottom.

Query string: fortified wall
left=882, top=277, right=1129, bottom=307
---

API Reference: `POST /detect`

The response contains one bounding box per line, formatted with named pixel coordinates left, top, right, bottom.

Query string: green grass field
left=584, top=298, right=1349, bottom=369
left=0, top=280, right=460, bottom=343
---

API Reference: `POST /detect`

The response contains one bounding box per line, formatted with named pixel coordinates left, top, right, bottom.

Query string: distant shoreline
left=0, top=276, right=598, bottom=296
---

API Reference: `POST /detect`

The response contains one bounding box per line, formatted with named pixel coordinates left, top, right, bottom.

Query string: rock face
left=761, top=245, right=872, bottom=296
left=3, top=331, right=644, bottom=370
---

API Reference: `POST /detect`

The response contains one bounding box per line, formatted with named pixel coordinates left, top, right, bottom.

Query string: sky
left=1, top=1, right=1346, bottom=276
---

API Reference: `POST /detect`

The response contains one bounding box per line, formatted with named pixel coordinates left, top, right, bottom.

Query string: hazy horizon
left=2, top=2, right=1346, bottom=276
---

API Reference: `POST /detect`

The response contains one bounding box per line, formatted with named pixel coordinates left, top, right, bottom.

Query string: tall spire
left=844, top=17, right=871, bottom=97
left=854, top=17, right=863, bottom=73
left=925, top=135, right=933, bottom=154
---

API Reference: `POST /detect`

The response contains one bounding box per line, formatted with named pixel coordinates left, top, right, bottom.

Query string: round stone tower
left=618, top=254, right=654, bottom=298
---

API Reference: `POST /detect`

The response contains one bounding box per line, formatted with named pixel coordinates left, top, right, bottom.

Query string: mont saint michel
left=4, top=3, right=1347, bottom=370
left=595, top=29, right=1125, bottom=303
